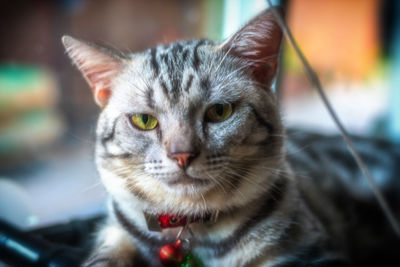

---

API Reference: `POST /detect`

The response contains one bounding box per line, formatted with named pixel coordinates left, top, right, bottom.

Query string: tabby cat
left=62, top=8, right=400, bottom=267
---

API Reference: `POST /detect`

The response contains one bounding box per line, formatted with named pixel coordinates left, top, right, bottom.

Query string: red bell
left=159, top=240, right=183, bottom=266
left=158, top=214, right=187, bottom=228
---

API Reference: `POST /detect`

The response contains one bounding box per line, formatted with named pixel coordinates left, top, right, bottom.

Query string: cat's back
left=286, top=130, right=400, bottom=266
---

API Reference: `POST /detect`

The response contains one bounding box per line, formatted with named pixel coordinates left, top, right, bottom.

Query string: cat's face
left=63, top=10, right=283, bottom=214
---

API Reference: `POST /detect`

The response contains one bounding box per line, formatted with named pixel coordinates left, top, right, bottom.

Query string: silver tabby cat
left=62, top=8, right=399, bottom=267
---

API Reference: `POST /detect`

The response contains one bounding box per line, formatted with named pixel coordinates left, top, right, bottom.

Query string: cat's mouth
left=167, top=175, right=210, bottom=187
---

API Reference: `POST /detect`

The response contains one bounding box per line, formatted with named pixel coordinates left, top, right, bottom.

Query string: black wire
left=266, top=0, right=400, bottom=237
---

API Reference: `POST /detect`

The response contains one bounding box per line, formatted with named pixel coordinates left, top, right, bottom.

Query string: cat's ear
left=219, top=8, right=282, bottom=86
left=62, top=36, right=125, bottom=107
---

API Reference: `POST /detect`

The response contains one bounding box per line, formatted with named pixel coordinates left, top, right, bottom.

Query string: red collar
left=145, top=212, right=217, bottom=231
left=158, top=214, right=188, bottom=228
left=157, top=213, right=213, bottom=229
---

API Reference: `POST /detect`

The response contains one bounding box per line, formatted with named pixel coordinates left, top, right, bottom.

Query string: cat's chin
left=162, top=174, right=212, bottom=195
left=166, top=174, right=210, bottom=187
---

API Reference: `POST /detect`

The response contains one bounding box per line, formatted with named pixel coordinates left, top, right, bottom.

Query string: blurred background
left=0, top=0, right=399, bottom=233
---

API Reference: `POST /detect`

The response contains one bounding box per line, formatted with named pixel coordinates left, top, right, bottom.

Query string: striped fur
left=62, top=8, right=400, bottom=267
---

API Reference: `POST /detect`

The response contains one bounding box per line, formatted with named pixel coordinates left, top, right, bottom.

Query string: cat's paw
left=82, top=245, right=136, bottom=267
left=82, top=224, right=139, bottom=267
left=82, top=255, right=133, bottom=267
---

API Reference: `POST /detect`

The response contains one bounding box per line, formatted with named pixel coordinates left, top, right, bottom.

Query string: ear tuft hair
left=220, top=9, right=282, bottom=86
left=62, top=35, right=125, bottom=107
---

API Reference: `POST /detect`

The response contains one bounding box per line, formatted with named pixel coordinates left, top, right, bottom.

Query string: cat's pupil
left=142, top=115, right=149, bottom=124
left=216, top=104, right=223, bottom=116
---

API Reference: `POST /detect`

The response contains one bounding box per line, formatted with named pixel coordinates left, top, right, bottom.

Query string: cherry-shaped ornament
left=159, top=240, right=184, bottom=267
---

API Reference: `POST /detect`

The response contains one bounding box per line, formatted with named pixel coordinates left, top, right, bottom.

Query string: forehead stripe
left=146, top=87, right=155, bottom=109
left=184, top=74, right=194, bottom=93
left=159, top=76, right=170, bottom=101
left=150, top=47, right=159, bottom=76
left=192, top=40, right=206, bottom=71
left=250, top=105, right=273, bottom=133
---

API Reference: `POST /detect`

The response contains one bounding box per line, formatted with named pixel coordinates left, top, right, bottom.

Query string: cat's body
left=287, top=131, right=400, bottom=266
left=62, top=8, right=400, bottom=267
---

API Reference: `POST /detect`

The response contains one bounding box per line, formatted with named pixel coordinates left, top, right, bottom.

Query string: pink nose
left=168, top=153, right=197, bottom=169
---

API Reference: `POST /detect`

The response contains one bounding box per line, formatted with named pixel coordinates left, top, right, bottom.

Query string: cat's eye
left=205, top=103, right=233, bottom=123
left=130, top=114, right=158, bottom=130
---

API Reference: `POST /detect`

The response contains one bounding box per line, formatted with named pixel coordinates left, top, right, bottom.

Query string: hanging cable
left=266, top=0, right=400, bottom=237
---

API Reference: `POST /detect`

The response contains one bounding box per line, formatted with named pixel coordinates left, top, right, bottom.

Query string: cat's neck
left=112, top=164, right=293, bottom=226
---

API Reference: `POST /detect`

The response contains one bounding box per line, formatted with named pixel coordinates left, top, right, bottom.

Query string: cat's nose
left=168, top=153, right=198, bottom=170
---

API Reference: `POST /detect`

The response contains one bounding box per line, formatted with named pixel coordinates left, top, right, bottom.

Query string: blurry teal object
left=221, top=0, right=281, bottom=91
left=203, top=0, right=224, bottom=41
left=222, top=0, right=265, bottom=39
left=221, top=0, right=281, bottom=39
left=0, top=110, right=58, bottom=153
left=389, top=2, right=400, bottom=143
left=0, top=65, right=48, bottom=111
left=0, top=65, right=43, bottom=92
left=0, top=64, right=64, bottom=167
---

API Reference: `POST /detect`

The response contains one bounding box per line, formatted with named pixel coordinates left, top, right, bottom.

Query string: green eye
left=205, top=103, right=233, bottom=123
left=130, top=114, right=158, bottom=130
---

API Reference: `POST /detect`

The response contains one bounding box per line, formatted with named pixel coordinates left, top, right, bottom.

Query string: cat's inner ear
left=219, top=9, right=282, bottom=86
left=62, top=36, right=125, bottom=107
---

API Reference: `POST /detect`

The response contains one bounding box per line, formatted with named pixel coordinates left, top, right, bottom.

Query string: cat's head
left=63, top=9, right=284, bottom=214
